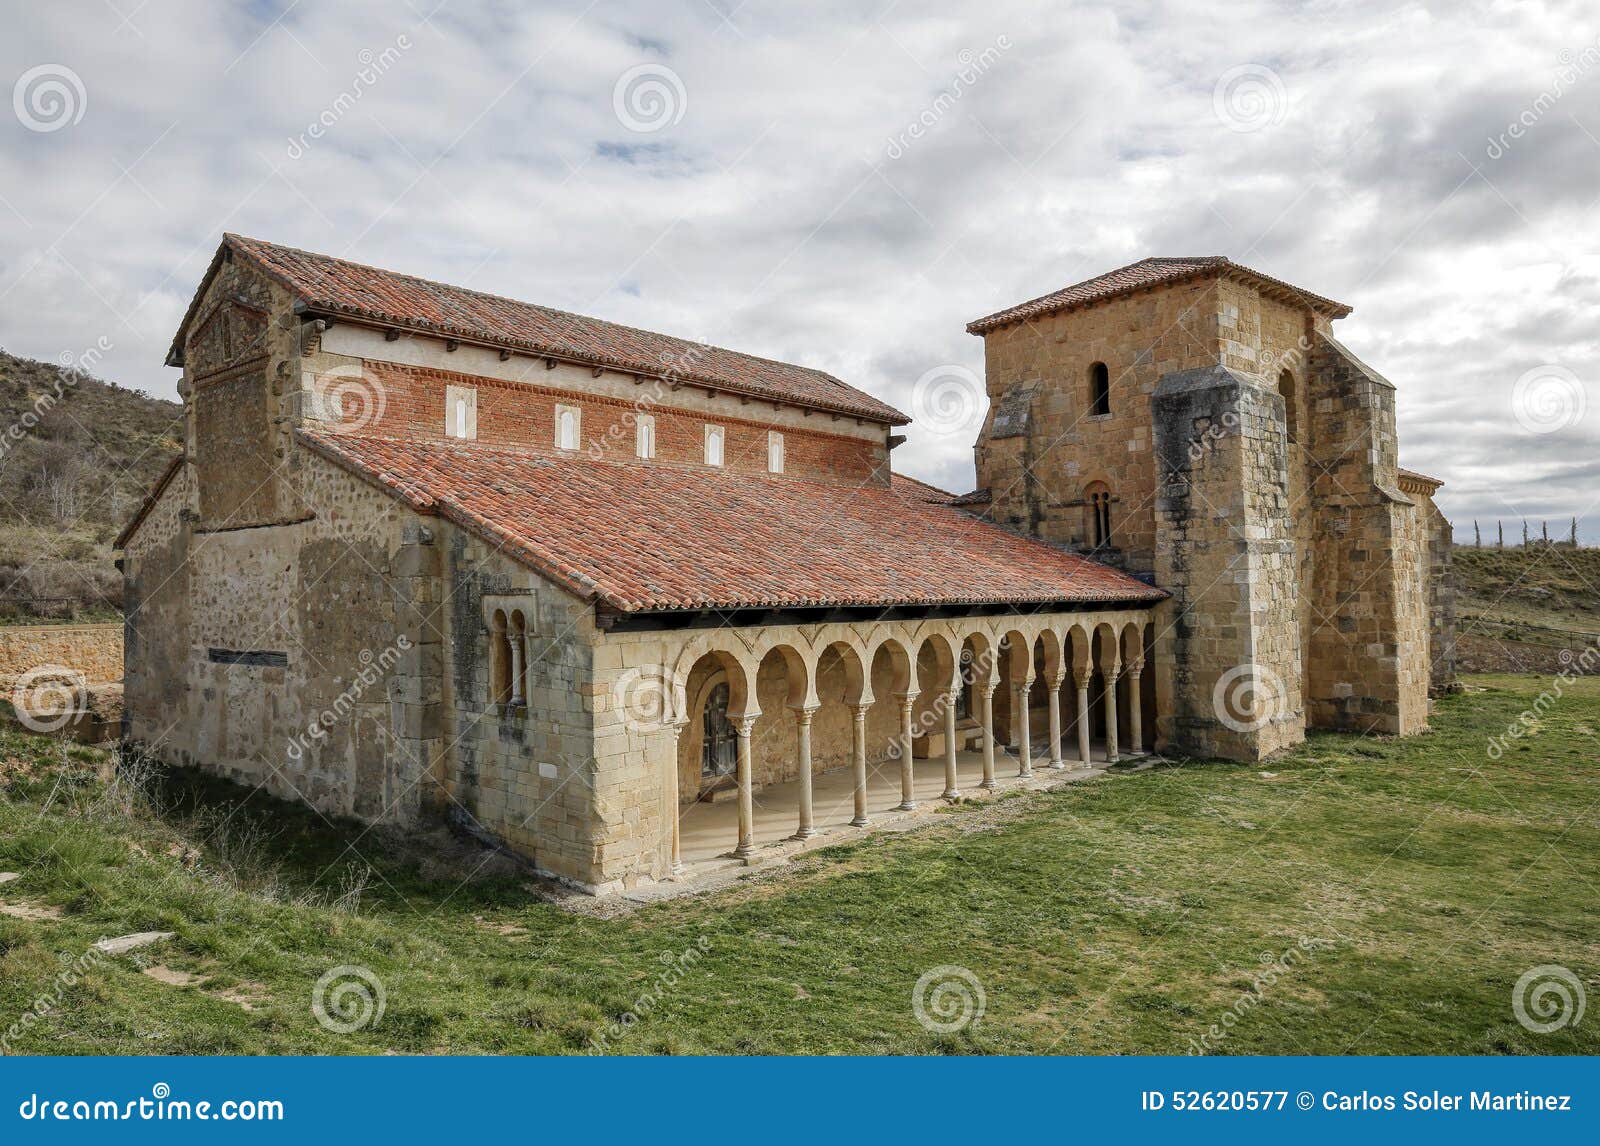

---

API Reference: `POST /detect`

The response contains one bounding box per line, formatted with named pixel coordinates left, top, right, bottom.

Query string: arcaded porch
left=677, top=736, right=1133, bottom=869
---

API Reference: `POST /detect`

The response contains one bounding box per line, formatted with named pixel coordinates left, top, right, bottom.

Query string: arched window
left=1278, top=368, right=1299, bottom=444
left=1084, top=482, right=1112, bottom=549
left=767, top=431, right=784, bottom=474
left=490, top=609, right=511, bottom=704
left=1088, top=362, right=1111, bottom=417
left=705, top=425, right=724, bottom=467
left=556, top=406, right=579, bottom=451
left=445, top=385, right=475, bottom=439
left=636, top=414, right=656, bottom=459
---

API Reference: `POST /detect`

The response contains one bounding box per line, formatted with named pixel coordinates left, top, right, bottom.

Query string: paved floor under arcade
left=677, top=740, right=1125, bottom=869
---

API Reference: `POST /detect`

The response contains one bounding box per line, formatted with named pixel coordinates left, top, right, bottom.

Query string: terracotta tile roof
left=1397, top=466, right=1445, bottom=491
left=178, top=235, right=907, bottom=425
left=298, top=431, right=1166, bottom=614
left=966, top=255, right=1352, bottom=334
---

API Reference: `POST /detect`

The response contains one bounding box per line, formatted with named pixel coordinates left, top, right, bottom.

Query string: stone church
left=118, top=237, right=1454, bottom=894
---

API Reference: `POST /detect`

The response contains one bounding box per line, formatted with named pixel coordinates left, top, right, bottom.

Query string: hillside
left=0, top=349, right=182, bottom=621
left=1452, top=543, right=1600, bottom=672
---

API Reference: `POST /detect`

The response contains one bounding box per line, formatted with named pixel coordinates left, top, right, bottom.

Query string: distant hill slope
left=1452, top=544, right=1600, bottom=672
left=0, top=349, right=182, bottom=621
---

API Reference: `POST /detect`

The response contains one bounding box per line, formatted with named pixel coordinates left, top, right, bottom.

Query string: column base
left=978, top=779, right=997, bottom=790
left=850, top=815, right=870, bottom=827
left=895, top=800, right=918, bottom=812
left=791, top=827, right=818, bottom=840
left=1018, top=766, right=1033, bottom=779
left=1048, top=760, right=1066, bottom=770
left=941, top=788, right=961, bottom=801
left=732, top=843, right=755, bottom=860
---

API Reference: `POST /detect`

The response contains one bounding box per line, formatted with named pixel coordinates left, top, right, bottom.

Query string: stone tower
left=965, top=257, right=1453, bottom=762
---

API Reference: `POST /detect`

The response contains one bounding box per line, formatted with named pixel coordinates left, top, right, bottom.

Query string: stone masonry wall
left=0, top=623, right=123, bottom=686
left=1151, top=364, right=1304, bottom=760
left=975, top=278, right=1223, bottom=572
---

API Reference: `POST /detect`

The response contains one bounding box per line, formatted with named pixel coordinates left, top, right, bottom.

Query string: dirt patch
left=0, top=901, right=61, bottom=920
left=143, top=964, right=207, bottom=987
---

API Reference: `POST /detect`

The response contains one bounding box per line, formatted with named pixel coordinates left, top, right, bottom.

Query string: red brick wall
left=349, top=362, right=885, bottom=485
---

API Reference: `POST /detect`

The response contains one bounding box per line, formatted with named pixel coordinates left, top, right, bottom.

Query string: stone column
left=1017, top=676, right=1034, bottom=778
left=667, top=721, right=686, bottom=876
left=979, top=684, right=997, bottom=790
left=1103, top=664, right=1121, bottom=764
left=850, top=702, right=870, bottom=826
left=1126, top=660, right=1144, bottom=755
left=1075, top=670, right=1093, bottom=767
left=1047, top=677, right=1065, bottom=770
left=895, top=694, right=917, bottom=811
left=792, top=705, right=818, bottom=839
left=509, top=637, right=525, bottom=704
left=941, top=689, right=961, bottom=800
left=733, top=714, right=757, bottom=859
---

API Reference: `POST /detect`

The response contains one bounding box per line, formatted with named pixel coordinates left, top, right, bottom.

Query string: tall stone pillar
left=895, top=694, right=917, bottom=811
left=942, top=689, right=961, bottom=800
left=1046, top=676, right=1065, bottom=769
left=979, top=684, right=997, bottom=790
left=792, top=705, right=818, bottom=839
left=733, top=714, right=757, bottom=859
left=1075, top=670, right=1093, bottom=766
left=1126, top=661, right=1144, bottom=754
left=850, top=703, right=870, bottom=826
left=1016, top=677, right=1034, bottom=777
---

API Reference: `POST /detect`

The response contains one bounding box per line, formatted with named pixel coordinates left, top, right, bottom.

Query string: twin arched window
left=1088, top=361, right=1111, bottom=417
left=1085, top=481, right=1113, bottom=549
left=490, top=608, right=527, bottom=707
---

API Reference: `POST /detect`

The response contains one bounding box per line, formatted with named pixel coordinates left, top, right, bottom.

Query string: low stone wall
left=0, top=622, right=123, bottom=686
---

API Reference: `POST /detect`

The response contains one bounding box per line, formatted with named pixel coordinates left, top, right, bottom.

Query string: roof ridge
left=224, top=233, right=866, bottom=401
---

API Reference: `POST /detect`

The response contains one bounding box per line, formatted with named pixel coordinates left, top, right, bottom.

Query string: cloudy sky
left=2, top=0, right=1596, bottom=540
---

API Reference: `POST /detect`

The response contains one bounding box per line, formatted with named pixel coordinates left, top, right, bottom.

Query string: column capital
left=788, top=703, right=820, bottom=723
left=1073, top=669, right=1094, bottom=689
left=850, top=701, right=870, bottom=721
left=732, top=713, right=759, bottom=736
left=1125, top=659, right=1145, bottom=678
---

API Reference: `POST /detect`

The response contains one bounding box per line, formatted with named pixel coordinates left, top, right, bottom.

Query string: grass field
left=1, top=673, right=1596, bottom=1056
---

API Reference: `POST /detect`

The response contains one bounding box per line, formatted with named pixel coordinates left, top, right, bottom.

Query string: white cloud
left=1, top=0, right=1596, bottom=538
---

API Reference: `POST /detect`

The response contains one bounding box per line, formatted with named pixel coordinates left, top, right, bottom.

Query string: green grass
left=1454, top=544, right=1600, bottom=643
left=2, top=674, right=1597, bottom=1055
